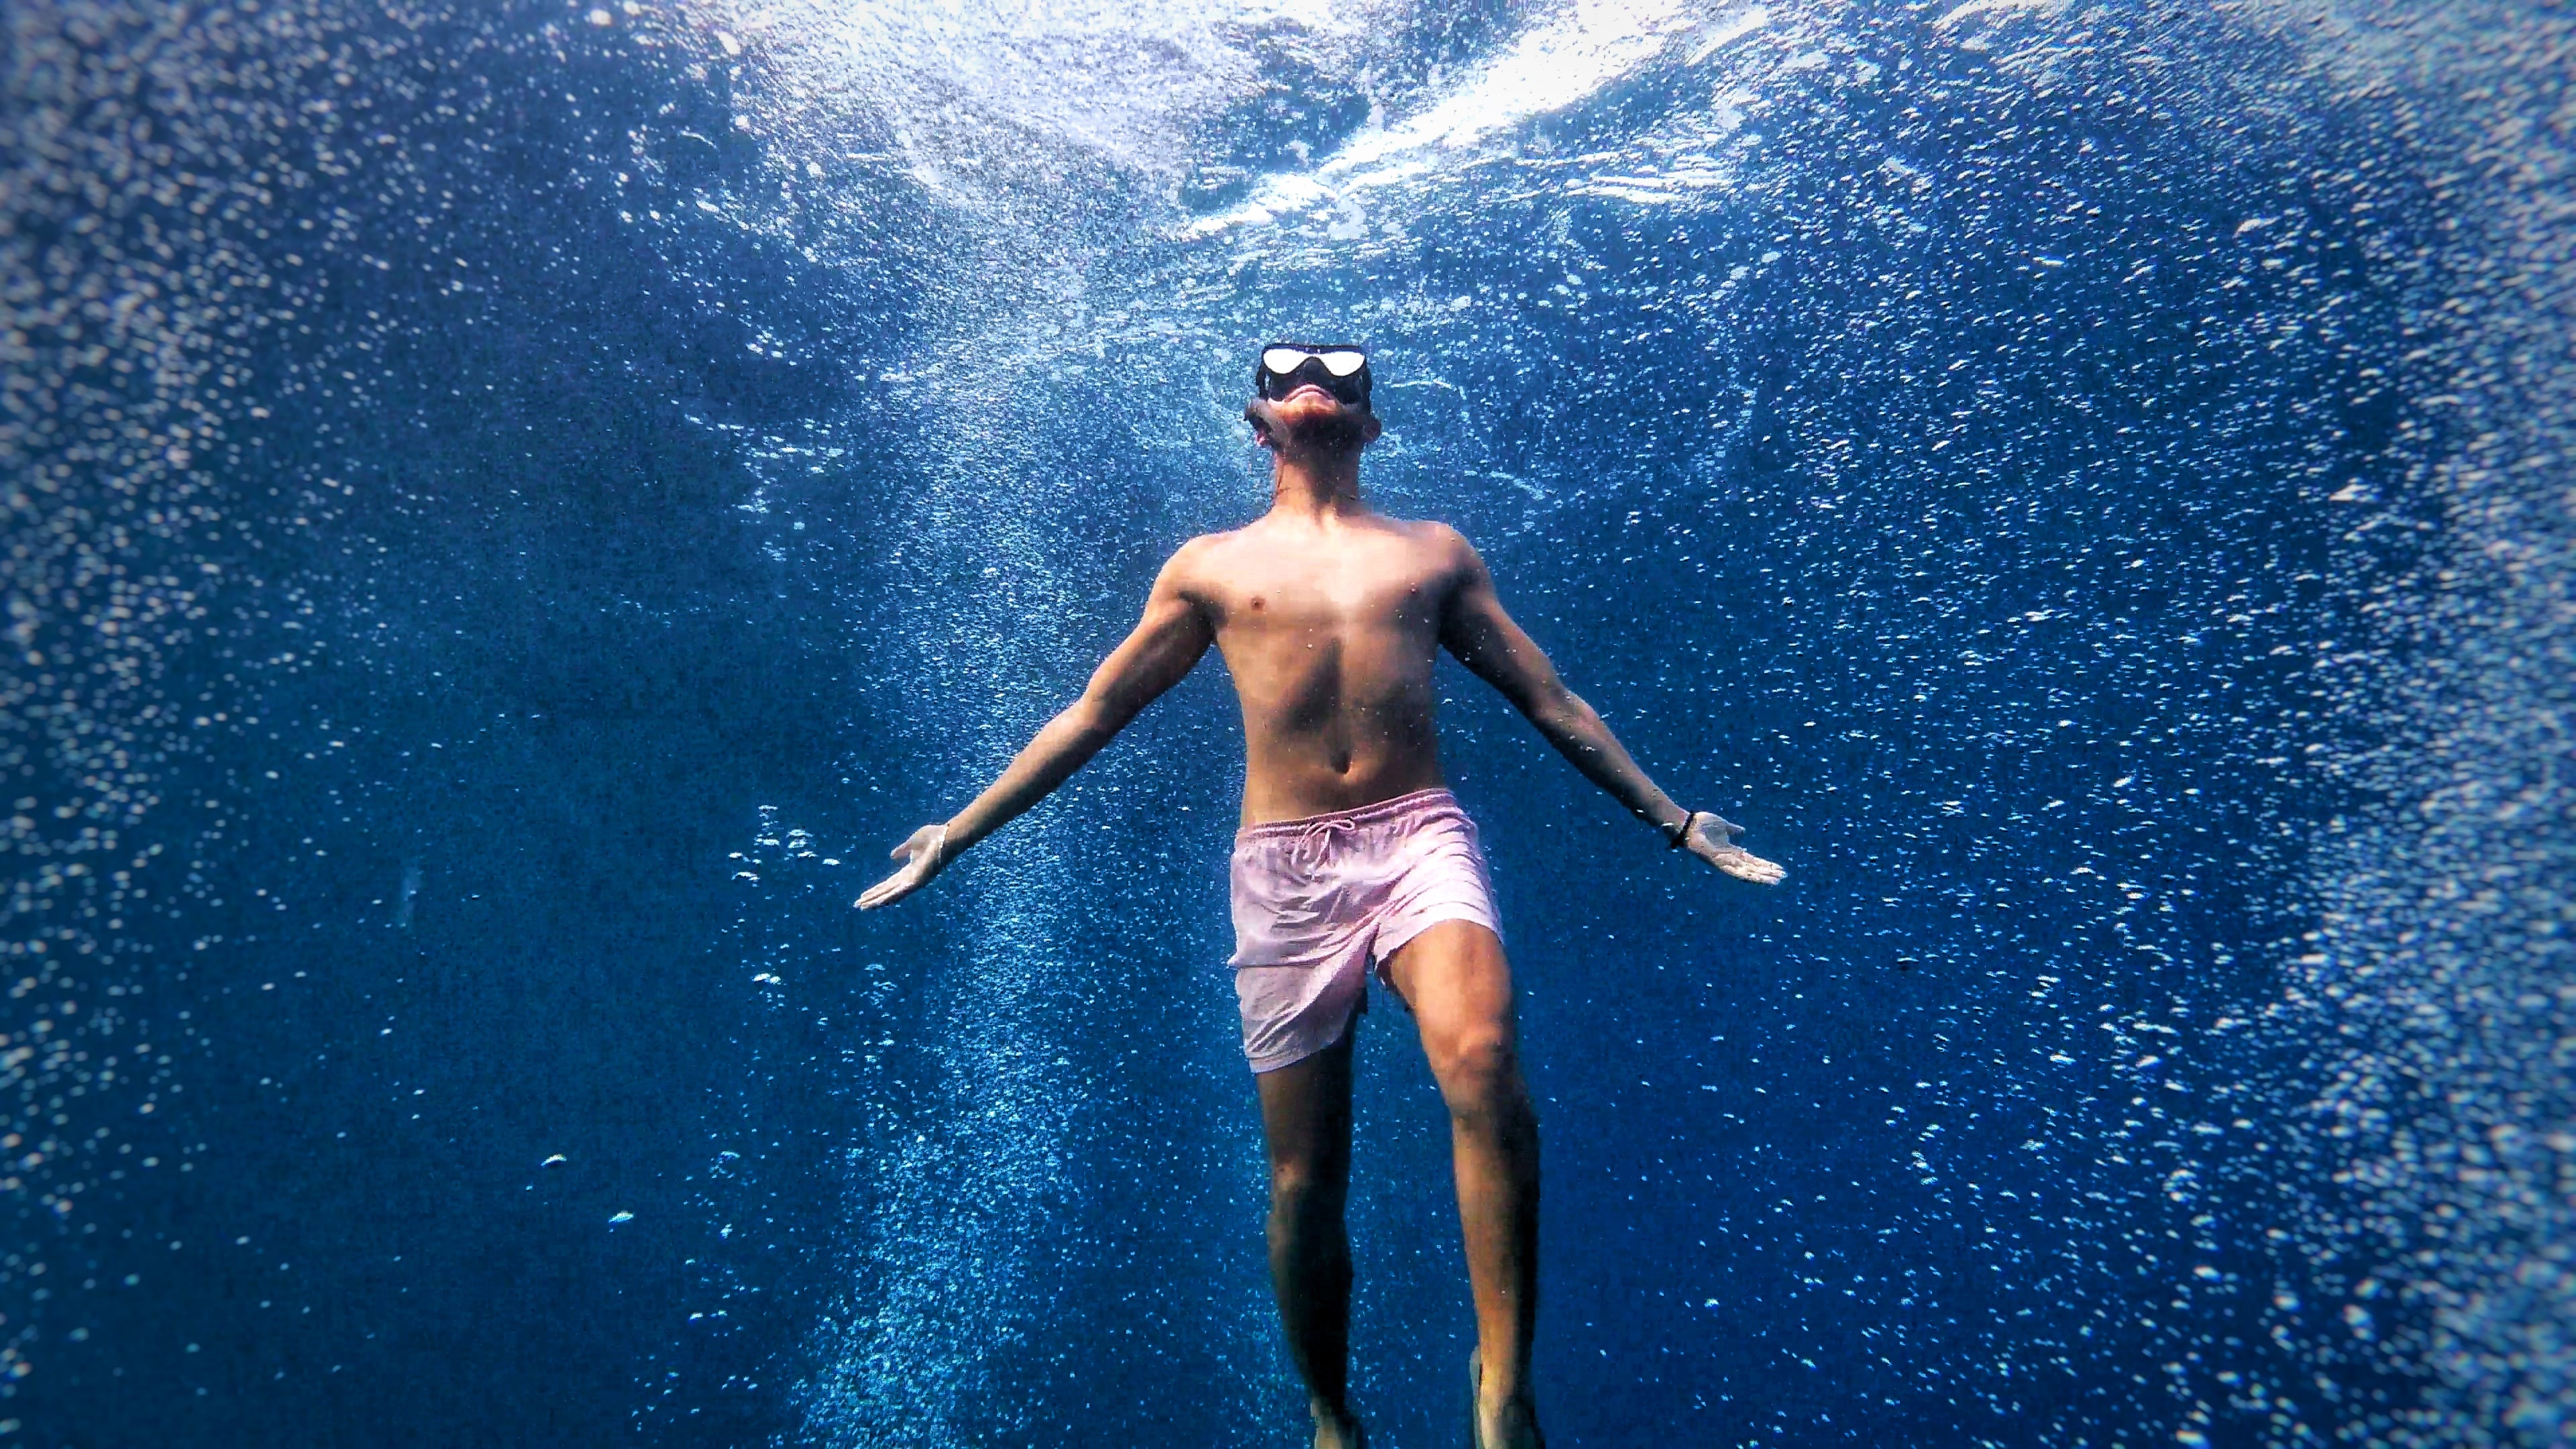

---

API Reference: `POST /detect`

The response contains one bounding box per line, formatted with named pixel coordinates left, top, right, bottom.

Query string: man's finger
left=1688, top=834, right=1784, bottom=884
left=1719, top=849, right=1784, bottom=884
left=857, top=870, right=907, bottom=909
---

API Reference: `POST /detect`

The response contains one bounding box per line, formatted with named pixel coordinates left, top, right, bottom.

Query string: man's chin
left=1258, top=400, right=1369, bottom=451
left=1283, top=411, right=1368, bottom=451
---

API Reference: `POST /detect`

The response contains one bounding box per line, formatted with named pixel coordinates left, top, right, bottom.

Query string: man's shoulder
left=1375, top=514, right=1477, bottom=559
left=1156, top=527, right=1248, bottom=588
left=1167, top=526, right=1247, bottom=564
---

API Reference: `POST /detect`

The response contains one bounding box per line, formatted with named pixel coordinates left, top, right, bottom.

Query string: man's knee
left=1428, top=1027, right=1526, bottom=1123
left=1269, top=1157, right=1346, bottom=1225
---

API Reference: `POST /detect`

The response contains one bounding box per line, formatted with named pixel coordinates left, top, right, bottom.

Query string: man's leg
left=1384, top=920, right=1542, bottom=1448
left=1256, top=1021, right=1362, bottom=1449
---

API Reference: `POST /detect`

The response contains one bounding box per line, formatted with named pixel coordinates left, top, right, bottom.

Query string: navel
left=1249, top=595, right=1266, bottom=611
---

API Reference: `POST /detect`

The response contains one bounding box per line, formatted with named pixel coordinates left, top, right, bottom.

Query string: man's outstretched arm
left=859, top=546, right=1215, bottom=909
left=1437, top=531, right=1783, bottom=884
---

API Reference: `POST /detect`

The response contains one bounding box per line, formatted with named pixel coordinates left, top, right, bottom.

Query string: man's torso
left=1175, top=511, right=1467, bottom=826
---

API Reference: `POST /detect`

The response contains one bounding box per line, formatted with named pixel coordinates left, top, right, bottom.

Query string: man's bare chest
left=1210, top=550, right=1452, bottom=642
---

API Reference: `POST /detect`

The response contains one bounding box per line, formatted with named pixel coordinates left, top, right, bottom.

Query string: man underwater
left=860, top=341, right=1784, bottom=1449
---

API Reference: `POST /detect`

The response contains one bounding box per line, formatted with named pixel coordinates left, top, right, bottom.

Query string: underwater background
left=3, top=0, right=2572, bottom=1444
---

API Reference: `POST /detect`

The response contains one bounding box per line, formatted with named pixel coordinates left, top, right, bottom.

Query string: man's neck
left=1269, top=452, right=1366, bottom=520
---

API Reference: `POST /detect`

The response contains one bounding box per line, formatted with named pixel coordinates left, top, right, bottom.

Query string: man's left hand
left=1682, top=812, right=1784, bottom=885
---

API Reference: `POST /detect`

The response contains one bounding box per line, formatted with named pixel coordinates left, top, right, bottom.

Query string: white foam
left=692, top=0, right=1399, bottom=177
left=1184, top=1, right=1768, bottom=236
left=1932, top=0, right=2065, bottom=32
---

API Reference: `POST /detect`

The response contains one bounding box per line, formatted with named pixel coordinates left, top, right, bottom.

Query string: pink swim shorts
left=1229, top=788, right=1503, bottom=1073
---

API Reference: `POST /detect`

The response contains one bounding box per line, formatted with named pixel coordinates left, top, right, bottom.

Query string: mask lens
left=1318, top=350, right=1367, bottom=377
left=1261, top=347, right=1313, bottom=376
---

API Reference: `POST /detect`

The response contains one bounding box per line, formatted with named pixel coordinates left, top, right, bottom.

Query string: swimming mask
left=1255, top=343, right=1372, bottom=407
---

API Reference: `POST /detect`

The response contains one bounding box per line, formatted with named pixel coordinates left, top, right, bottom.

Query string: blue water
left=5, top=1, right=2571, bottom=1444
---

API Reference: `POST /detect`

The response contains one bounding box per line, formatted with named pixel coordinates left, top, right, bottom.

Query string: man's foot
left=1311, top=1401, right=1365, bottom=1449
left=1468, top=1349, right=1545, bottom=1449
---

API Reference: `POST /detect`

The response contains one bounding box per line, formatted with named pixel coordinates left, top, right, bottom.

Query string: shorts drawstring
left=1236, top=787, right=1459, bottom=845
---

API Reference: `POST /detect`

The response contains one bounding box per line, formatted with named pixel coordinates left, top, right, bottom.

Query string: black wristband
left=1666, top=810, right=1697, bottom=849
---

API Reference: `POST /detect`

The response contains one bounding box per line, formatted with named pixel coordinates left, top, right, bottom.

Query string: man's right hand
left=857, top=824, right=952, bottom=910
